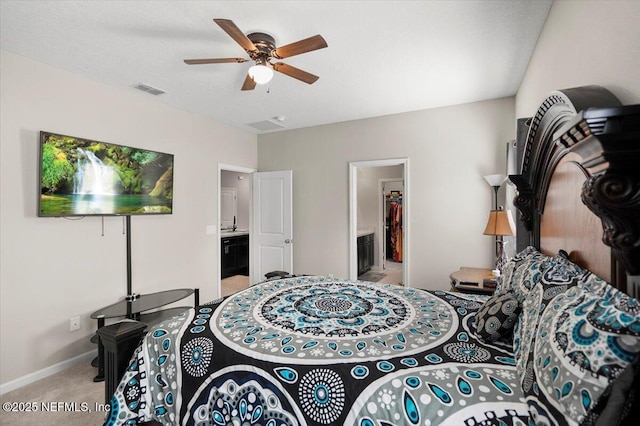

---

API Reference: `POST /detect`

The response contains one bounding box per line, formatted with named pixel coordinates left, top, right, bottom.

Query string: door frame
left=217, top=163, right=256, bottom=298
left=349, top=158, right=410, bottom=286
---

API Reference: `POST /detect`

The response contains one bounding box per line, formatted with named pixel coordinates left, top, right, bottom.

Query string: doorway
left=218, top=164, right=255, bottom=298
left=349, top=158, right=409, bottom=286
left=217, top=165, right=294, bottom=298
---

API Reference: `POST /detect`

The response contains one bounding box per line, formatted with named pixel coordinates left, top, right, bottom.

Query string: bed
left=104, top=86, right=640, bottom=426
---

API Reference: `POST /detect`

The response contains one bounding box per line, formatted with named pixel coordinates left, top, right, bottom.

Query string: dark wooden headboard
left=510, top=85, right=639, bottom=294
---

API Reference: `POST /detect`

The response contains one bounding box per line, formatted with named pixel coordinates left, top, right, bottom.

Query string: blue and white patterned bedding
left=104, top=276, right=529, bottom=425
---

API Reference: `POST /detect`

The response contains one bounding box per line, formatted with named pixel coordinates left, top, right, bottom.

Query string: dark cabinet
left=221, top=238, right=236, bottom=277
left=221, top=234, right=249, bottom=278
left=236, top=237, right=249, bottom=272
left=357, top=233, right=374, bottom=276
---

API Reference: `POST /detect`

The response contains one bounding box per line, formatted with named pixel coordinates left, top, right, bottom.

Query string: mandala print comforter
left=104, top=276, right=529, bottom=426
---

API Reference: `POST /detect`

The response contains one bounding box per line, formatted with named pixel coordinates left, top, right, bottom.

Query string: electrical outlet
left=70, top=316, right=80, bottom=332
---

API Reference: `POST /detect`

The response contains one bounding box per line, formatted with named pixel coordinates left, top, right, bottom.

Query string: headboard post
left=510, top=85, right=640, bottom=290
left=513, top=118, right=532, bottom=253
left=568, top=106, right=640, bottom=275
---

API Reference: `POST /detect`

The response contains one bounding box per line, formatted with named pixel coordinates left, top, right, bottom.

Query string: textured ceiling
left=0, top=0, right=552, bottom=134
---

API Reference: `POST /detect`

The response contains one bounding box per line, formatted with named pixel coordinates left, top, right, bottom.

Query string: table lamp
left=483, top=207, right=516, bottom=272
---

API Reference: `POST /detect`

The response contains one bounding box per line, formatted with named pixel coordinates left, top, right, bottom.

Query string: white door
left=252, top=170, right=293, bottom=283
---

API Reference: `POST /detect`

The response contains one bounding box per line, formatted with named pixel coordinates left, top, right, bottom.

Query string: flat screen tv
left=38, top=131, right=174, bottom=216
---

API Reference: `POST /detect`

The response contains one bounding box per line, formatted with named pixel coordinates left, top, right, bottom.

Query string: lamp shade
left=483, top=174, right=506, bottom=187
left=483, top=209, right=516, bottom=236
left=248, top=64, right=273, bottom=85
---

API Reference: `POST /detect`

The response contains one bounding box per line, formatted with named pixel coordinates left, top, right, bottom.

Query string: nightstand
left=449, top=267, right=497, bottom=295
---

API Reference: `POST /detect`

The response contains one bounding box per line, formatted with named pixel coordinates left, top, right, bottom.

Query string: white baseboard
left=0, top=350, right=95, bottom=395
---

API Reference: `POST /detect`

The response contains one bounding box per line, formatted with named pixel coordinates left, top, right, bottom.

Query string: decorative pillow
left=515, top=260, right=640, bottom=426
left=474, top=292, right=520, bottom=342
left=513, top=254, right=593, bottom=376
left=496, top=246, right=552, bottom=303
left=513, top=253, right=589, bottom=362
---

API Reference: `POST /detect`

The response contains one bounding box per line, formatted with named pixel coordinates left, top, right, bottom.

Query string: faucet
left=232, top=215, right=237, bottom=232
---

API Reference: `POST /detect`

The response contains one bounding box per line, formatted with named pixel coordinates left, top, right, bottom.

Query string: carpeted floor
left=0, top=362, right=105, bottom=425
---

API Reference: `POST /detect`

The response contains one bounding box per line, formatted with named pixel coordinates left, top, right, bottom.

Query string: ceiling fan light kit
left=184, top=19, right=327, bottom=91
left=248, top=62, right=273, bottom=85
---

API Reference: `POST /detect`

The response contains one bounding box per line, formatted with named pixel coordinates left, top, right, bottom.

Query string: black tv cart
left=90, top=287, right=199, bottom=382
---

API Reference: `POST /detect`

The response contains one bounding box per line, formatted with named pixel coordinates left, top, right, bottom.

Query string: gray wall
left=0, top=50, right=257, bottom=387
left=516, top=0, right=640, bottom=117
left=258, top=97, right=516, bottom=287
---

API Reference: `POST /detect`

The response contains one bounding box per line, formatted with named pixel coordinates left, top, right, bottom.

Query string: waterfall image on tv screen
left=38, top=131, right=174, bottom=216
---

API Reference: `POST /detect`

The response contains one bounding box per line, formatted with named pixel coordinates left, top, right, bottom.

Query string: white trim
left=217, top=164, right=256, bottom=298
left=0, top=350, right=95, bottom=395
left=349, top=158, right=410, bottom=286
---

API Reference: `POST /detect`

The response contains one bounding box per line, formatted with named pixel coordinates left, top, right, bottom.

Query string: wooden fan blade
left=184, top=58, right=247, bottom=65
left=214, top=19, right=257, bottom=52
left=274, top=35, right=327, bottom=59
left=273, top=62, right=319, bottom=84
left=241, top=73, right=257, bottom=91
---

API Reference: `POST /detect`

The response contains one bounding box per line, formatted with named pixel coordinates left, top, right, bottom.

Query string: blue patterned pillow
left=474, top=292, right=520, bottom=342
left=496, top=246, right=551, bottom=303
left=516, top=261, right=640, bottom=425
left=514, top=255, right=593, bottom=378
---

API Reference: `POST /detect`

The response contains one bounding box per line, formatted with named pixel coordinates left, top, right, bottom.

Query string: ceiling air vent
left=133, top=83, right=166, bottom=96
left=246, top=120, right=286, bottom=131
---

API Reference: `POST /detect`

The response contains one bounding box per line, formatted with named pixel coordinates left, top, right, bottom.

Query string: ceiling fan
left=184, top=19, right=328, bottom=91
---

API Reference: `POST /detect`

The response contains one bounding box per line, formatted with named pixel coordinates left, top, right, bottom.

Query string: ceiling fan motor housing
left=247, top=32, right=276, bottom=60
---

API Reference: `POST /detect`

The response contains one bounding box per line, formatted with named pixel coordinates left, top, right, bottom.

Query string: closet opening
left=382, top=183, right=403, bottom=284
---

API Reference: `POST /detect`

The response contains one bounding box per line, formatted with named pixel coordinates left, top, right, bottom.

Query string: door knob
left=285, top=239, right=291, bottom=244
